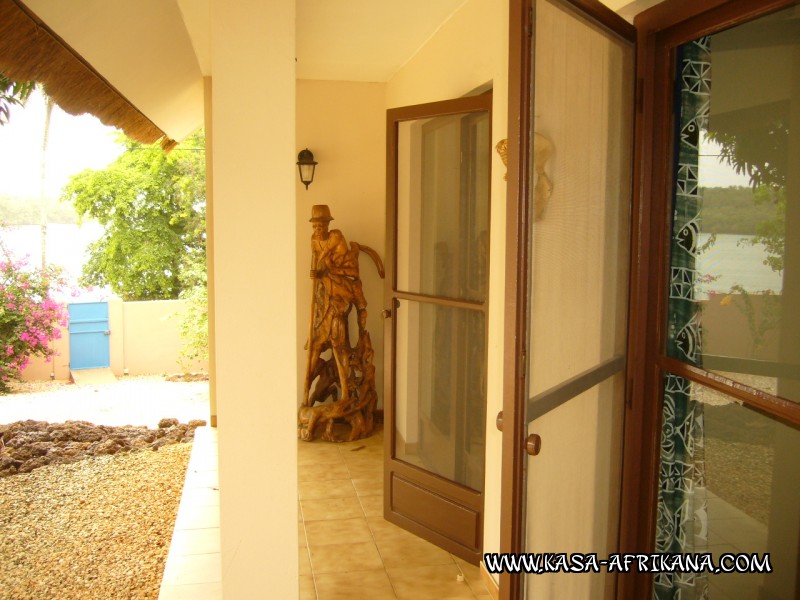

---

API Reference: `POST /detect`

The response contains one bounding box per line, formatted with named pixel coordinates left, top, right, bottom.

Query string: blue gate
left=68, top=302, right=110, bottom=370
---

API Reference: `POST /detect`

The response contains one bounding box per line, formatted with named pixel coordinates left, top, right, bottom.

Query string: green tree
left=61, top=130, right=206, bottom=300
left=0, top=74, right=34, bottom=126
left=177, top=257, right=208, bottom=369
left=707, top=106, right=786, bottom=274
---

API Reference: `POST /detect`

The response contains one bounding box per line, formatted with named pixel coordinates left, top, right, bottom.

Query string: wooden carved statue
left=298, top=205, right=385, bottom=442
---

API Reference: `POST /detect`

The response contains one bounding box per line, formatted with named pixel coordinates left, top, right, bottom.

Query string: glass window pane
left=396, top=112, right=490, bottom=303
left=393, top=299, right=485, bottom=491
left=665, top=7, right=800, bottom=404
left=655, top=375, right=800, bottom=600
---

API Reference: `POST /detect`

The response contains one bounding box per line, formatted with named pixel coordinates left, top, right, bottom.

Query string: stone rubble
left=0, top=418, right=206, bottom=477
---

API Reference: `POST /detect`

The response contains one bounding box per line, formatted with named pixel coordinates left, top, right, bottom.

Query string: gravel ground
left=0, top=377, right=210, bottom=599
left=0, top=443, right=191, bottom=599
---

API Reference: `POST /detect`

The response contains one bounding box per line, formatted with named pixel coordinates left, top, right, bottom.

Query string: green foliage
left=61, top=130, right=206, bottom=301
left=707, top=113, right=787, bottom=190
left=177, top=257, right=208, bottom=370
left=700, top=185, right=785, bottom=275
left=0, top=244, right=67, bottom=392
left=743, top=186, right=785, bottom=273
left=0, top=74, right=34, bottom=126
left=726, top=285, right=781, bottom=358
left=699, top=187, right=770, bottom=235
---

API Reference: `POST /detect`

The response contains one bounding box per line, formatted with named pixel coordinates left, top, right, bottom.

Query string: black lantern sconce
left=296, top=148, right=317, bottom=189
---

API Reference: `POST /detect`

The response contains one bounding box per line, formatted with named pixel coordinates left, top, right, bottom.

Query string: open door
left=501, top=0, right=635, bottom=598
left=384, top=93, right=492, bottom=563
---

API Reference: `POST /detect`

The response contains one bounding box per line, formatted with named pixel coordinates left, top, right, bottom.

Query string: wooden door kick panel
left=389, top=473, right=480, bottom=550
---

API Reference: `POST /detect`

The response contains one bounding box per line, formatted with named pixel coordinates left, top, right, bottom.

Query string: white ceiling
left=21, top=0, right=659, bottom=141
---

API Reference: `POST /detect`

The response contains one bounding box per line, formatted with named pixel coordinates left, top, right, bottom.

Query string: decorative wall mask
left=495, top=134, right=554, bottom=220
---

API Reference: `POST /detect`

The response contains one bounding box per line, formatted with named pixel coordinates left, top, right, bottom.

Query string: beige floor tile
left=452, top=555, right=482, bottom=585
left=158, top=581, right=223, bottom=600
left=387, top=564, right=475, bottom=599
left=468, top=581, right=492, bottom=599
left=309, top=541, right=385, bottom=575
left=177, top=487, right=220, bottom=507
left=298, top=441, right=345, bottom=456
left=340, top=447, right=381, bottom=461
left=299, top=478, right=356, bottom=500
left=345, top=460, right=383, bottom=480
left=367, top=516, right=420, bottom=543
left=174, top=504, right=220, bottom=530
left=186, top=459, right=219, bottom=474
left=336, top=440, right=373, bottom=453
left=299, top=461, right=352, bottom=482
left=167, top=527, right=221, bottom=556
left=299, top=574, right=317, bottom=600
left=299, top=522, right=308, bottom=547
left=305, top=517, right=372, bottom=546
left=314, top=568, right=397, bottom=600
left=183, top=470, right=219, bottom=489
left=358, top=494, right=384, bottom=518
left=161, top=552, right=222, bottom=586
left=352, top=477, right=383, bottom=496
left=302, top=496, right=365, bottom=521
left=374, top=532, right=454, bottom=568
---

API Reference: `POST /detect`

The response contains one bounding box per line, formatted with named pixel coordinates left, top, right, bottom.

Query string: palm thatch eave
left=0, top=0, right=176, bottom=151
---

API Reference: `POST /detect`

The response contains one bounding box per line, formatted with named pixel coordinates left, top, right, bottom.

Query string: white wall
left=295, top=79, right=387, bottom=410
left=386, top=0, right=509, bottom=569
left=210, top=0, right=298, bottom=597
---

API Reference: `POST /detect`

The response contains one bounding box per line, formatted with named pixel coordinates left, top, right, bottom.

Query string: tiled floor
left=158, top=425, right=493, bottom=599
left=158, top=426, right=222, bottom=599
left=298, top=426, right=492, bottom=600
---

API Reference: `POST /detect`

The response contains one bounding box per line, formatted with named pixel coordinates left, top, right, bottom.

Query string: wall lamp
left=296, top=148, right=317, bottom=189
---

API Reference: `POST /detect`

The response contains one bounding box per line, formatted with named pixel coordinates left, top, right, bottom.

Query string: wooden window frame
left=621, top=0, right=800, bottom=598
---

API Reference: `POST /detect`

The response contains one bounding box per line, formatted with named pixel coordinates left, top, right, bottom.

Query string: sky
left=0, top=88, right=124, bottom=200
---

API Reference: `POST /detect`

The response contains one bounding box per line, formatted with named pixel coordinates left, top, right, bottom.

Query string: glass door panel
left=393, top=298, right=485, bottom=491
left=664, top=6, right=800, bottom=404
left=523, top=0, right=634, bottom=597
left=655, top=375, right=800, bottom=599
left=396, top=113, right=490, bottom=303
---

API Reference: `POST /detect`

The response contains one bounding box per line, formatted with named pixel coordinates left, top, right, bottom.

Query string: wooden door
left=384, top=93, right=492, bottom=563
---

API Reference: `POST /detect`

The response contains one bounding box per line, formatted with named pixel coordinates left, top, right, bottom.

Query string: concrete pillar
left=210, top=0, right=298, bottom=596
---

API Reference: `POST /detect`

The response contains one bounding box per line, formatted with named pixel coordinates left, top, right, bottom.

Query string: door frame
left=502, top=0, right=800, bottom=599
left=384, top=93, right=493, bottom=563
left=621, top=0, right=800, bottom=597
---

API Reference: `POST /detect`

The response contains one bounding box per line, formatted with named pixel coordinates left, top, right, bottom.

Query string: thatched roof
left=0, top=0, right=176, bottom=150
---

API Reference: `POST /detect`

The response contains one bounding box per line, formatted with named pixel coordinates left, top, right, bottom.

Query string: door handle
left=495, top=410, right=503, bottom=431
left=525, top=434, right=542, bottom=456
left=381, top=309, right=392, bottom=319
left=104, top=330, right=111, bottom=336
